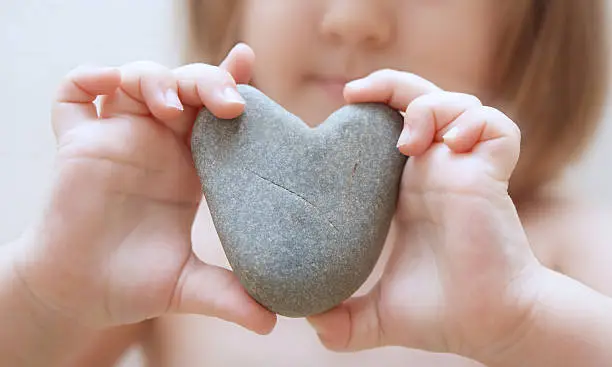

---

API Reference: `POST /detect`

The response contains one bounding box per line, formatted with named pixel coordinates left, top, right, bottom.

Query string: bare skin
left=46, top=46, right=612, bottom=366
left=64, top=194, right=612, bottom=367
left=3, top=0, right=612, bottom=365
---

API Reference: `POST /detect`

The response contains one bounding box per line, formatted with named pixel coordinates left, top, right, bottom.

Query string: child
left=2, top=0, right=612, bottom=366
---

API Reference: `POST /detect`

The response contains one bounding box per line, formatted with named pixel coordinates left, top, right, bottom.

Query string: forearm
left=479, top=267, right=612, bottom=367
left=0, top=241, right=94, bottom=366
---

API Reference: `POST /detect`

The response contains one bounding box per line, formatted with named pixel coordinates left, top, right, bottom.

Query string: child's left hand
left=307, top=69, right=545, bottom=360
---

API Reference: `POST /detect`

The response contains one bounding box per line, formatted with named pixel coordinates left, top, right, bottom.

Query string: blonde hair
left=183, top=0, right=610, bottom=205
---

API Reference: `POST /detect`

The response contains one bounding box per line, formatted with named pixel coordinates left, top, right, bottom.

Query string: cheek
left=394, top=7, right=499, bottom=96
left=401, top=37, right=495, bottom=96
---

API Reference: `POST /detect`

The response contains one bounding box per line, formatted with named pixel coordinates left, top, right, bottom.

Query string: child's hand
left=308, top=69, right=544, bottom=360
left=11, top=44, right=276, bottom=334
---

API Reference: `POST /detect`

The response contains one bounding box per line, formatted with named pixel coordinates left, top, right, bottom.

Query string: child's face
left=239, top=0, right=501, bottom=125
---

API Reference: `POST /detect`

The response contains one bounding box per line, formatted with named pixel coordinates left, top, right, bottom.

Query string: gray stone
left=191, top=84, right=407, bottom=317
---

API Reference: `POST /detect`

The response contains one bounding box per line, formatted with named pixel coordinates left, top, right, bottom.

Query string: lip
left=308, top=75, right=351, bottom=100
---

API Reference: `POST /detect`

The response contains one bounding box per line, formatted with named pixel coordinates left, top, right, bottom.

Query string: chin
left=291, top=96, right=347, bottom=128
left=296, top=106, right=338, bottom=127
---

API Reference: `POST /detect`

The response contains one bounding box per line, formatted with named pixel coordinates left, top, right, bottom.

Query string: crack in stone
left=244, top=168, right=339, bottom=232
left=347, top=150, right=361, bottom=196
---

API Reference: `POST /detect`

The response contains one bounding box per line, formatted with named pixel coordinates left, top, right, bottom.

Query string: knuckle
left=123, top=60, right=165, bottom=71
left=429, top=90, right=452, bottom=102
left=174, top=63, right=234, bottom=86
left=482, top=106, right=522, bottom=137
left=370, top=68, right=401, bottom=81
left=61, top=64, right=97, bottom=83
left=370, top=68, right=391, bottom=76
left=400, top=71, right=424, bottom=84
left=121, top=61, right=171, bottom=80
left=433, top=91, right=481, bottom=106
left=482, top=106, right=511, bottom=124
left=409, top=91, right=442, bottom=109
left=176, top=62, right=213, bottom=74
left=365, top=69, right=440, bottom=97
left=397, top=71, right=439, bottom=91
left=457, top=92, right=482, bottom=106
left=56, top=65, right=100, bottom=99
left=209, top=65, right=235, bottom=84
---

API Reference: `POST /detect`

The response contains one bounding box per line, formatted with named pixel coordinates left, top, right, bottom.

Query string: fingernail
left=345, top=78, right=370, bottom=91
left=443, top=126, right=460, bottom=141
left=99, top=66, right=119, bottom=73
left=222, top=87, right=245, bottom=104
left=165, top=89, right=183, bottom=111
left=396, top=127, right=411, bottom=147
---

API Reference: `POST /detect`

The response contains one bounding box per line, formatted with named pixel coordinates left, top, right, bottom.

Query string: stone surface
left=191, top=84, right=407, bottom=317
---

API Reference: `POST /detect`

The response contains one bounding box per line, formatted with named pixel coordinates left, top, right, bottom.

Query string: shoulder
left=521, top=192, right=612, bottom=296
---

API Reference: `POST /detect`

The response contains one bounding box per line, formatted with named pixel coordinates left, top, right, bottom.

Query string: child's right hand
left=10, top=44, right=276, bottom=334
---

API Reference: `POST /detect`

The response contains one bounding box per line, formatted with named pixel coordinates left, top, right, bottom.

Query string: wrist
left=0, top=237, right=95, bottom=366
left=474, top=266, right=612, bottom=367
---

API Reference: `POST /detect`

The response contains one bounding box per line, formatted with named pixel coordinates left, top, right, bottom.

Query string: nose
left=319, top=0, right=394, bottom=49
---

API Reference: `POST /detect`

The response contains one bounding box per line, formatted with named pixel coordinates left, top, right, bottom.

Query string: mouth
left=306, top=75, right=352, bottom=101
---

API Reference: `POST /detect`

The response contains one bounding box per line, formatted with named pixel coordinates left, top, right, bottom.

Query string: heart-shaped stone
left=191, top=85, right=406, bottom=317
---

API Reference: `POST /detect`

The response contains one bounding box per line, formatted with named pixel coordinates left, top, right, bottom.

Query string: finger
left=396, top=91, right=482, bottom=156
left=52, top=65, right=121, bottom=137
left=442, top=106, right=522, bottom=181
left=343, top=69, right=441, bottom=111
left=173, top=63, right=245, bottom=120
left=219, top=42, right=255, bottom=85
left=307, top=290, right=383, bottom=352
left=170, top=255, right=277, bottom=335
left=100, top=61, right=183, bottom=123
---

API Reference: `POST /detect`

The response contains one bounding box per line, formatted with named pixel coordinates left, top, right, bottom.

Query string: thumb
left=170, top=255, right=277, bottom=335
left=307, top=288, right=385, bottom=352
left=219, top=42, right=255, bottom=85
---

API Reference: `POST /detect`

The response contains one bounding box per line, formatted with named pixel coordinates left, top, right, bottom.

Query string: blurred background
left=0, top=1, right=610, bottom=365
left=0, top=0, right=183, bottom=243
